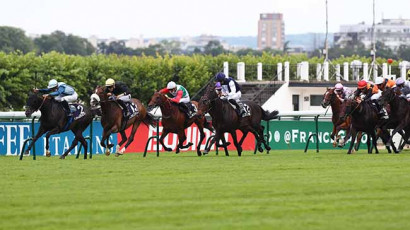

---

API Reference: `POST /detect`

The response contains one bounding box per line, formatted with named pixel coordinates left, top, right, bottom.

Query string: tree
left=34, top=30, right=95, bottom=55
left=397, top=45, right=410, bottom=61
left=0, top=26, right=33, bottom=53
left=203, top=40, right=226, bottom=56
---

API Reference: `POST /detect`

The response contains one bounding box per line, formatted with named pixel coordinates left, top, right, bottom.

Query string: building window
left=310, top=95, right=323, bottom=106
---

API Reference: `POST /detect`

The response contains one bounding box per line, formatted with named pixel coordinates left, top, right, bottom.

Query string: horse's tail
left=261, top=107, right=279, bottom=121
left=143, top=113, right=158, bottom=128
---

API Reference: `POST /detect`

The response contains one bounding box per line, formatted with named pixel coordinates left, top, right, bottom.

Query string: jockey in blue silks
left=34, top=79, right=78, bottom=116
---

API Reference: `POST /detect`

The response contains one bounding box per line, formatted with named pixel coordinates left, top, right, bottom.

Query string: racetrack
left=2, top=149, right=410, bottom=230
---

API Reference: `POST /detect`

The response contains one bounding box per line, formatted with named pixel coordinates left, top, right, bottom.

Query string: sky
left=1, top=0, right=409, bottom=39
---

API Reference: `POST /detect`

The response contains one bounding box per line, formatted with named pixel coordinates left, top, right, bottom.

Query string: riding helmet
left=105, top=78, right=115, bottom=87
left=48, top=79, right=58, bottom=89
left=215, top=72, right=226, bottom=82
left=357, top=80, right=367, bottom=89
left=167, top=81, right=176, bottom=89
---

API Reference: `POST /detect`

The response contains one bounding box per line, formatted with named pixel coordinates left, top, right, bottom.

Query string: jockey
left=159, top=81, right=195, bottom=118
left=34, top=79, right=78, bottom=116
left=375, top=76, right=395, bottom=92
left=395, top=77, right=410, bottom=101
left=334, top=83, right=352, bottom=102
left=354, top=79, right=387, bottom=119
left=105, top=78, right=131, bottom=117
left=214, top=72, right=246, bottom=116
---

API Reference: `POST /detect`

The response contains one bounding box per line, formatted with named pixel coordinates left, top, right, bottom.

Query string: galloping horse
left=321, top=87, right=362, bottom=148
left=147, top=91, right=214, bottom=156
left=380, top=87, right=410, bottom=150
left=92, top=86, right=157, bottom=156
left=24, top=92, right=94, bottom=159
left=197, top=83, right=278, bottom=156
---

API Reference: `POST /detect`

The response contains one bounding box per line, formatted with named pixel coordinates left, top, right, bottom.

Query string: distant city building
left=87, top=35, right=158, bottom=49
left=334, top=18, right=410, bottom=51
left=257, top=13, right=285, bottom=50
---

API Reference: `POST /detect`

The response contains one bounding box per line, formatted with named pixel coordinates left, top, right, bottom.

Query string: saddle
left=62, top=104, right=86, bottom=131
left=178, top=102, right=197, bottom=118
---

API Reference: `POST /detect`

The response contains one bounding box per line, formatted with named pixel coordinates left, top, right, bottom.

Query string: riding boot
left=117, top=99, right=129, bottom=118
left=116, top=100, right=129, bottom=131
left=186, top=102, right=196, bottom=118
left=61, top=100, right=72, bottom=116
left=179, top=103, right=192, bottom=118
left=229, top=99, right=245, bottom=116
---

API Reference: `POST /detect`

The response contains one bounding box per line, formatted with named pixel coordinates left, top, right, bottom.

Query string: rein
left=37, top=96, right=47, bottom=111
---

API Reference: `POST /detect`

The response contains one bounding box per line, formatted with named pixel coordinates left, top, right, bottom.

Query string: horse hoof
left=203, top=150, right=208, bottom=155
left=165, top=147, right=172, bottom=152
left=59, top=155, right=65, bottom=159
left=46, top=150, right=51, bottom=157
left=258, top=147, right=263, bottom=152
left=197, top=151, right=202, bottom=157
left=188, top=142, right=193, bottom=147
left=105, top=150, right=111, bottom=156
left=115, top=153, right=123, bottom=157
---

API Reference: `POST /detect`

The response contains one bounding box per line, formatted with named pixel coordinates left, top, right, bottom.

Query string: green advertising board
left=264, top=120, right=368, bottom=150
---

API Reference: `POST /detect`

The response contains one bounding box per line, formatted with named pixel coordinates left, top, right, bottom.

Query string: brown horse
left=197, top=83, right=278, bottom=157
left=321, top=87, right=362, bottom=149
left=91, top=86, right=157, bottom=156
left=147, top=92, right=214, bottom=156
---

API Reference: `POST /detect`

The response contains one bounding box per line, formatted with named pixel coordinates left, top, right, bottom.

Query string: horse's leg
left=219, top=133, right=229, bottom=157
left=354, top=132, right=362, bottom=151
left=366, top=132, right=371, bottom=153
left=255, top=125, right=270, bottom=152
left=24, top=126, right=46, bottom=155
left=195, top=124, right=205, bottom=157
left=159, top=129, right=173, bottom=152
left=116, top=130, right=128, bottom=153
left=347, top=129, right=357, bottom=154
left=60, top=137, right=79, bottom=160
left=177, top=130, right=194, bottom=153
left=371, top=131, right=379, bottom=154
left=398, top=131, right=410, bottom=152
left=230, top=131, right=242, bottom=156
left=44, top=127, right=61, bottom=157
left=386, top=124, right=406, bottom=147
left=100, top=128, right=113, bottom=156
left=238, top=131, right=249, bottom=146
left=203, top=135, right=216, bottom=155
left=118, top=121, right=141, bottom=156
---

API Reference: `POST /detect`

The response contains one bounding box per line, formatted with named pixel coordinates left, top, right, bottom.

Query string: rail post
left=304, top=115, right=320, bottom=153
left=19, top=116, right=37, bottom=160
left=143, top=117, right=160, bottom=157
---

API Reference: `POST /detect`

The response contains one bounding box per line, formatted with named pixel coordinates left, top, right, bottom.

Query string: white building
left=334, top=19, right=410, bottom=51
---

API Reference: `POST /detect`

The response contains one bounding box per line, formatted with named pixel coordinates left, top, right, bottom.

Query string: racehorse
left=24, top=92, right=94, bottom=159
left=380, top=87, right=410, bottom=151
left=321, top=87, right=362, bottom=149
left=147, top=91, right=214, bottom=156
left=197, top=83, right=278, bottom=157
left=342, top=98, right=381, bottom=154
left=92, top=86, right=157, bottom=156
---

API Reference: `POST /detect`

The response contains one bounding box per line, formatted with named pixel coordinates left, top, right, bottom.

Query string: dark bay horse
left=321, top=87, right=362, bottom=149
left=147, top=92, right=214, bottom=156
left=380, top=87, right=410, bottom=150
left=92, top=86, right=157, bottom=156
left=197, top=84, right=278, bottom=156
left=24, top=92, right=94, bottom=159
left=342, top=98, right=379, bottom=154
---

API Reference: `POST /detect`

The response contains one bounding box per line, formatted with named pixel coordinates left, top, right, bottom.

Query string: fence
left=2, top=110, right=371, bottom=158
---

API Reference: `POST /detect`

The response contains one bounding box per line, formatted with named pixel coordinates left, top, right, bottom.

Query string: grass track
left=2, top=149, right=410, bottom=230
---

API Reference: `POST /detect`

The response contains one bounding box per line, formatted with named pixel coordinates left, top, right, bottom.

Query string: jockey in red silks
left=160, top=81, right=195, bottom=118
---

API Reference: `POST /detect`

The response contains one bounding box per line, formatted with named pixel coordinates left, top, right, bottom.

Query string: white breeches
left=178, top=97, right=190, bottom=104
left=55, top=92, right=78, bottom=103
left=370, top=91, right=381, bottom=100
left=118, top=94, right=131, bottom=102
left=227, top=91, right=242, bottom=101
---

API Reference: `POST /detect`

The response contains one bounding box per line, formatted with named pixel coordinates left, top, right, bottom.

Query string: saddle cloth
left=226, top=101, right=251, bottom=117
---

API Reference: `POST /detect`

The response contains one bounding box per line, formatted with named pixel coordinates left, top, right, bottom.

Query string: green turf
left=1, top=149, right=410, bottom=230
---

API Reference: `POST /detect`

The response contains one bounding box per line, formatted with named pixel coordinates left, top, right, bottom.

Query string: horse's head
left=90, top=88, right=102, bottom=116
left=25, top=92, right=43, bottom=117
left=380, top=87, right=395, bottom=107
left=197, top=84, right=218, bottom=118
left=147, top=91, right=168, bottom=111
left=94, top=85, right=108, bottom=100
left=321, top=87, right=336, bottom=108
